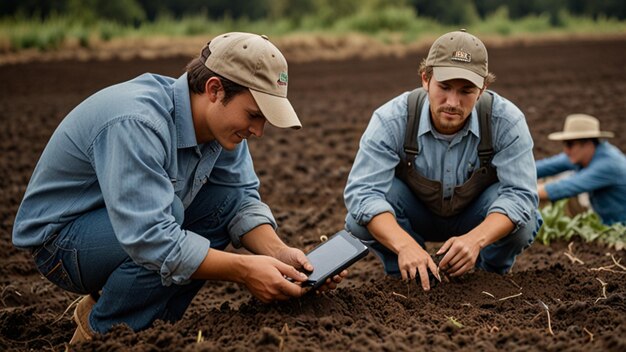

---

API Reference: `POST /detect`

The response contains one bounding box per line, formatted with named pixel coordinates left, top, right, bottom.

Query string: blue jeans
left=345, top=178, right=541, bottom=275
left=32, top=183, right=243, bottom=333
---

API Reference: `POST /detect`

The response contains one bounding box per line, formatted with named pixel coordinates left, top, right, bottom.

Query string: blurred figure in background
left=12, top=32, right=344, bottom=344
left=344, top=30, right=541, bottom=291
left=537, top=114, right=626, bottom=225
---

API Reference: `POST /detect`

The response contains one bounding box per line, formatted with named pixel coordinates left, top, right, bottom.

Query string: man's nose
left=445, top=91, right=461, bottom=107
left=249, top=118, right=266, bottom=137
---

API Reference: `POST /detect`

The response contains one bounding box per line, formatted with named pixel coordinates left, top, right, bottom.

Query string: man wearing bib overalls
left=344, top=30, right=542, bottom=290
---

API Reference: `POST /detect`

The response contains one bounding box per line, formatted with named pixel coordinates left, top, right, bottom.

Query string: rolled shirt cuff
left=227, top=202, right=277, bottom=248
left=354, top=198, right=396, bottom=226
left=160, top=229, right=211, bottom=286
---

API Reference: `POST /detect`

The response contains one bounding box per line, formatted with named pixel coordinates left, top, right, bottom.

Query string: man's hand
left=397, top=241, right=439, bottom=291
left=274, top=246, right=348, bottom=293
left=366, top=212, right=439, bottom=291
left=240, top=255, right=309, bottom=303
left=436, top=234, right=481, bottom=277
left=537, top=182, right=549, bottom=201
left=436, top=213, right=515, bottom=277
left=274, top=246, right=314, bottom=272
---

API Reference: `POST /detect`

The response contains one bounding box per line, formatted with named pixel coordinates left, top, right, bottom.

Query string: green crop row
left=537, top=199, right=625, bottom=250
left=1, top=9, right=626, bottom=53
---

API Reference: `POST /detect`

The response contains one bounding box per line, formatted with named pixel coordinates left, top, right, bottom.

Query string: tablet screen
left=306, top=234, right=359, bottom=282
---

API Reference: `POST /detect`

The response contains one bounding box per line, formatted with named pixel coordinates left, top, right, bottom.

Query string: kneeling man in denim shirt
left=13, top=32, right=345, bottom=343
left=344, top=30, right=542, bottom=291
left=537, top=114, right=626, bottom=225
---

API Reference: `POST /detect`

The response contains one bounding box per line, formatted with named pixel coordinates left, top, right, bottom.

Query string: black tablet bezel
left=302, top=230, right=369, bottom=291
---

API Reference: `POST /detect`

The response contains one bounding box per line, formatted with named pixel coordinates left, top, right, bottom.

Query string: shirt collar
left=417, top=99, right=480, bottom=139
left=173, top=73, right=199, bottom=149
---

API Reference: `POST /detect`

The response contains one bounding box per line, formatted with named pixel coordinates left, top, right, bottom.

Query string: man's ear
left=421, top=72, right=429, bottom=90
left=476, top=84, right=488, bottom=100
left=205, top=77, right=223, bottom=103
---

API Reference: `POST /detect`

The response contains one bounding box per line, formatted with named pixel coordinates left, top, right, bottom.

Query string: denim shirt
left=537, top=142, right=626, bottom=225
left=344, top=90, right=538, bottom=229
left=12, top=73, right=276, bottom=285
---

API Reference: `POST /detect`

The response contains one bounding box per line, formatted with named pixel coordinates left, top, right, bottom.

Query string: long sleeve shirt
left=537, top=142, right=626, bottom=224
left=344, top=90, right=538, bottom=229
left=12, top=73, right=276, bottom=285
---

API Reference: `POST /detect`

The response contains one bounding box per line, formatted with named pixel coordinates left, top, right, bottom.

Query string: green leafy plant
left=537, top=199, right=625, bottom=250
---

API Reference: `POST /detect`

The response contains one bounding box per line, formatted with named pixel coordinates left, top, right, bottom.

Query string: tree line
left=2, top=0, right=624, bottom=25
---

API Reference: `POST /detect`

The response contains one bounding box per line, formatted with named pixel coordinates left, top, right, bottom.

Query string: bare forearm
left=240, top=224, right=288, bottom=257
left=190, top=249, right=247, bottom=282
left=190, top=224, right=286, bottom=282
left=467, top=212, right=515, bottom=249
left=367, top=212, right=418, bottom=254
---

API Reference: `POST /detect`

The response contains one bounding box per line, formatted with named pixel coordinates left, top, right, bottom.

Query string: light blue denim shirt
left=537, top=142, right=626, bottom=225
left=344, top=90, right=538, bottom=229
left=12, top=73, right=276, bottom=285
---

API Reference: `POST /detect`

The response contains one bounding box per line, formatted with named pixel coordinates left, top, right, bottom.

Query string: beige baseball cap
left=204, top=32, right=301, bottom=129
left=426, top=29, right=488, bottom=88
left=548, top=114, right=614, bottom=141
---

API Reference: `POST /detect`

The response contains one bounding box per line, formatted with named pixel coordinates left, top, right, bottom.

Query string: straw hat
left=548, top=114, right=614, bottom=141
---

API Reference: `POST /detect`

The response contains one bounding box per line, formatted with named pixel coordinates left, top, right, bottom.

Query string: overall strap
left=405, top=88, right=494, bottom=166
left=404, top=88, right=428, bottom=161
left=476, top=91, right=494, bottom=167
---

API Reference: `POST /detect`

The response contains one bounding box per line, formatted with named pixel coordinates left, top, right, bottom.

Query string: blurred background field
left=1, top=0, right=626, bottom=64
left=1, top=0, right=624, bottom=248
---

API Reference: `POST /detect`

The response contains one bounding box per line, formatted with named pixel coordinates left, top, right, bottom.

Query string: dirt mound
left=1, top=38, right=625, bottom=351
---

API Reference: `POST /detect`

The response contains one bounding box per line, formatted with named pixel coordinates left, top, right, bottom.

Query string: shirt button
left=202, top=178, right=207, bottom=184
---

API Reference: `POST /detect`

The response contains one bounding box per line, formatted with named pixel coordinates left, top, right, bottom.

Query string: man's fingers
left=300, top=256, right=314, bottom=272
left=449, top=261, right=473, bottom=277
left=428, top=259, right=440, bottom=282
left=436, top=239, right=452, bottom=255
left=332, top=271, right=347, bottom=282
left=279, top=262, right=308, bottom=283
left=439, top=246, right=463, bottom=271
left=438, top=251, right=453, bottom=270
left=409, top=266, right=417, bottom=280
left=400, top=269, right=408, bottom=281
left=321, top=278, right=338, bottom=291
left=417, top=265, right=430, bottom=291
left=446, top=258, right=466, bottom=274
left=277, top=279, right=306, bottom=298
left=289, top=249, right=313, bottom=272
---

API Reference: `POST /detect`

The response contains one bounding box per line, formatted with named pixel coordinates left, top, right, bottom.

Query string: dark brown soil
left=1, top=39, right=625, bottom=352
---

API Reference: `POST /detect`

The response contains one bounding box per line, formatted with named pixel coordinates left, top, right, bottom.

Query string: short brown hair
left=418, top=58, right=496, bottom=87
left=186, top=44, right=247, bottom=105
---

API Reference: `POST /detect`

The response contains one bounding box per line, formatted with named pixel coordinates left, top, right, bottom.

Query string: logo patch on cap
left=277, top=72, right=288, bottom=86
left=451, top=50, right=471, bottom=63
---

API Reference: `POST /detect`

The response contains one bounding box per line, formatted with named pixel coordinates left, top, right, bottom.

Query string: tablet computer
left=301, top=230, right=369, bottom=291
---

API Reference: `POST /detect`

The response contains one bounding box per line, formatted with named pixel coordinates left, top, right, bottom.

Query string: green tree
left=66, top=0, right=145, bottom=24
left=412, top=0, right=480, bottom=25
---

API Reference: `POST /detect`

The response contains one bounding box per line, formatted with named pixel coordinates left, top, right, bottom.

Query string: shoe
left=69, top=294, right=97, bottom=344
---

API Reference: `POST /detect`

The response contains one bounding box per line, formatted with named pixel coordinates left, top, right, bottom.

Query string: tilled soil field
left=1, top=38, right=625, bottom=351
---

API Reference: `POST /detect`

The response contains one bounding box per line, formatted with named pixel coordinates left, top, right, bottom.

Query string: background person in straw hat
left=537, top=114, right=626, bottom=225
left=344, top=30, right=541, bottom=291
left=12, top=32, right=346, bottom=343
